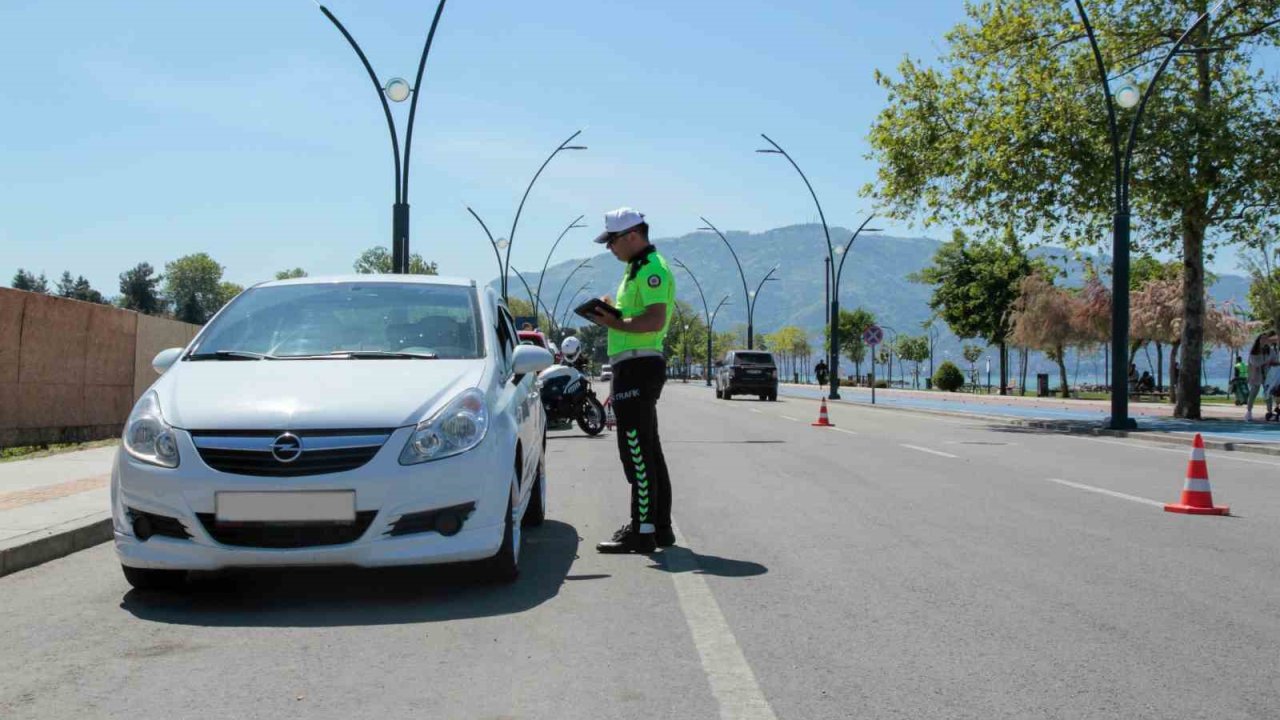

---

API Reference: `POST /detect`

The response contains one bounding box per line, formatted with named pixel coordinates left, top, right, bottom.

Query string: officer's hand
left=590, top=309, right=622, bottom=330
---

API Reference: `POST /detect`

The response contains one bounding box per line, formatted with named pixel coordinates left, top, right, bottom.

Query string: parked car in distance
left=599, top=364, right=612, bottom=383
left=716, top=350, right=778, bottom=401
left=112, top=275, right=553, bottom=591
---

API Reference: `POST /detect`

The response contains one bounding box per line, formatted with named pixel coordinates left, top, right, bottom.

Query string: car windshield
left=734, top=352, right=775, bottom=366
left=189, top=282, right=484, bottom=360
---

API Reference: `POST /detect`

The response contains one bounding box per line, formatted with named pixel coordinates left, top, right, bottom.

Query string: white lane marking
left=1060, top=434, right=1280, bottom=467
left=665, top=524, right=778, bottom=720
left=900, top=444, right=958, bottom=459
left=831, top=427, right=859, bottom=435
left=780, top=416, right=799, bottom=422
left=1045, top=478, right=1165, bottom=508
left=749, top=408, right=762, bottom=414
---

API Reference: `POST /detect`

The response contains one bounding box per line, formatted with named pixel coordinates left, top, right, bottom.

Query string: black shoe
left=655, top=525, right=676, bottom=547
left=596, top=524, right=657, bottom=554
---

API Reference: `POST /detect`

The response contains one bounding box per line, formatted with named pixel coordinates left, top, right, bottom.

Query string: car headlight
left=123, top=391, right=180, bottom=468
left=400, top=388, right=489, bottom=465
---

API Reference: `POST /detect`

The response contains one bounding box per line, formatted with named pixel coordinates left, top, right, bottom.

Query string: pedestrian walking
left=815, top=359, right=828, bottom=387
left=1232, top=354, right=1249, bottom=405
left=586, top=208, right=676, bottom=554
left=1245, top=333, right=1279, bottom=422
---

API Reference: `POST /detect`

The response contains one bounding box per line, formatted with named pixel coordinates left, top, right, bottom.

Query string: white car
left=111, top=275, right=553, bottom=590
left=600, top=364, right=612, bottom=383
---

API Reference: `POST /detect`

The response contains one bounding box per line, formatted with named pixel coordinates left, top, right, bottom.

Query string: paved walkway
left=778, top=383, right=1280, bottom=447
left=0, top=445, right=115, bottom=575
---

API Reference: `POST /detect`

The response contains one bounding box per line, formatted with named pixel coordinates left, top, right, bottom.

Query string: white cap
left=594, top=207, right=646, bottom=244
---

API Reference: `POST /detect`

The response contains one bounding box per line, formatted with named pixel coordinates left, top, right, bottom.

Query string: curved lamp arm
left=536, top=214, right=586, bottom=313
left=504, top=130, right=586, bottom=282
left=757, top=134, right=833, bottom=262
left=319, top=6, right=402, bottom=204
left=400, top=0, right=449, bottom=198
left=700, top=216, right=752, bottom=315
left=551, top=258, right=593, bottom=330
left=835, top=214, right=879, bottom=287
left=466, top=206, right=507, bottom=299
left=672, top=257, right=711, bottom=327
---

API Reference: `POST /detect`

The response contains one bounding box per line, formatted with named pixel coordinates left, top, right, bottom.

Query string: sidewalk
left=779, top=383, right=1280, bottom=451
left=0, top=445, right=117, bottom=577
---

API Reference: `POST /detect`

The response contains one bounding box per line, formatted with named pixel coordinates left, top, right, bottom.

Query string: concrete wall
left=0, top=288, right=199, bottom=447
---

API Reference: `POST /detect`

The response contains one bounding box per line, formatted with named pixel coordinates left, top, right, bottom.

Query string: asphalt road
left=3, top=383, right=1279, bottom=719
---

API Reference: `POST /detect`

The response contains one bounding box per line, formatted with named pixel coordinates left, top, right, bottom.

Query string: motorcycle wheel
left=578, top=396, right=606, bottom=436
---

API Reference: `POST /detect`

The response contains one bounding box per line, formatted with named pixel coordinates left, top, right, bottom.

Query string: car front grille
left=196, top=511, right=378, bottom=548
left=189, top=429, right=393, bottom=477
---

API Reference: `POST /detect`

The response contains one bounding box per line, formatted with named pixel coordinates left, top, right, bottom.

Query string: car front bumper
left=111, top=427, right=512, bottom=571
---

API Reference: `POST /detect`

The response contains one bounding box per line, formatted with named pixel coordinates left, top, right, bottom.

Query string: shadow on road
left=649, top=546, right=768, bottom=578
left=118, top=520, right=580, bottom=628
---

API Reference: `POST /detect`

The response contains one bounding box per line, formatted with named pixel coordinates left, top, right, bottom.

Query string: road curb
left=0, top=513, right=112, bottom=579
left=783, top=391, right=1280, bottom=458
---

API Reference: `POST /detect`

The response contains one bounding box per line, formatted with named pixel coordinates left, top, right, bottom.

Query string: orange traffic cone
left=1164, top=433, right=1229, bottom=516
left=812, top=398, right=834, bottom=427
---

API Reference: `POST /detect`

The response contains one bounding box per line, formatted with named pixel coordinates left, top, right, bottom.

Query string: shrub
left=933, top=361, right=965, bottom=392
left=874, top=380, right=888, bottom=389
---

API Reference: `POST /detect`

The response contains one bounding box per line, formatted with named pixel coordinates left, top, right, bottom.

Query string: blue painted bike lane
left=776, top=384, right=1280, bottom=446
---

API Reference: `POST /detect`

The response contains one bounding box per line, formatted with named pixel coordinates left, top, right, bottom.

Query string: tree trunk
left=1057, top=346, right=1069, bottom=399
left=1170, top=340, right=1182, bottom=406
left=1019, top=348, right=1029, bottom=395
left=1174, top=10, right=1214, bottom=420
left=1155, top=341, right=1164, bottom=391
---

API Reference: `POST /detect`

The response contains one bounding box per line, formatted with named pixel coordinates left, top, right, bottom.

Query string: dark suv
left=715, top=350, right=778, bottom=401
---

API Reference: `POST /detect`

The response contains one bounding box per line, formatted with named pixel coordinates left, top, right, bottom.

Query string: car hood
left=155, top=359, right=487, bottom=430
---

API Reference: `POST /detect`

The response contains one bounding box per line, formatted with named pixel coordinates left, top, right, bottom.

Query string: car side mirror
left=152, top=347, right=184, bottom=375
left=512, top=345, right=553, bottom=381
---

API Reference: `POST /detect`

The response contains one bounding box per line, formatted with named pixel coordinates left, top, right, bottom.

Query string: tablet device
left=574, top=298, right=622, bottom=323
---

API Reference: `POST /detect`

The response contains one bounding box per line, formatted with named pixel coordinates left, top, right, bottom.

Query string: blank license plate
left=216, top=491, right=355, bottom=523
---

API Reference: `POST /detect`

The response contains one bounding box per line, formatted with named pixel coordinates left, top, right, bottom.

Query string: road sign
left=863, top=324, right=883, bottom=346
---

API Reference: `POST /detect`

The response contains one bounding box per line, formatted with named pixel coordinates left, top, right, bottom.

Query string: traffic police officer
left=588, top=208, right=676, bottom=553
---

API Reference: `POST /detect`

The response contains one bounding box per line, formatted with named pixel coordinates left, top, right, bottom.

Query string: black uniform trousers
left=610, top=356, right=672, bottom=531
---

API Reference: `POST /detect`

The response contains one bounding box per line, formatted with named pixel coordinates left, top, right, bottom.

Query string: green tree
left=275, top=268, right=308, bottom=280
left=910, top=229, right=1037, bottom=394
left=825, top=307, right=877, bottom=381
left=118, top=263, right=164, bottom=314
left=164, top=253, right=226, bottom=324
left=353, top=247, right=438, bottom=275
left=217, top=282, right=244, bottom=309
left=71, top=276, right=105, bottom=304
left=867, top=0, right=1280, bottom=419
left=962, top=343, right=984, bottom=388
left=56, top=271, right=76, bottom=298
left=896, top=335, right=931, bottom=389
left=12, top=269, right=50, bottom=293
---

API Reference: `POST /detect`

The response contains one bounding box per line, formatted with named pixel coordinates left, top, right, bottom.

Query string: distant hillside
left=512, top=224, right=1251, bottom=383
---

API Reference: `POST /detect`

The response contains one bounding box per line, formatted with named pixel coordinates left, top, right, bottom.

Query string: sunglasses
left=606, top=229, right=634, bottom=247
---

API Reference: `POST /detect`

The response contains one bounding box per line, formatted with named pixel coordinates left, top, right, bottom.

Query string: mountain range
left=515, top=224, right=1250, bottom=382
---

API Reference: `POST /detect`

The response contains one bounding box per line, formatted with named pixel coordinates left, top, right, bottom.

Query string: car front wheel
left=523, top=455, right=546, bottom=527
left=482, top=479, right=521, bottom=583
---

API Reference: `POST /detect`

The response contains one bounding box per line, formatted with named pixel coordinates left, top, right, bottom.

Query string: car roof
left=253, top=274, right=475, bottom=289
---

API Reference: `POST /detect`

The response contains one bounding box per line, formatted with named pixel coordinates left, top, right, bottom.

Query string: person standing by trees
left=814, top=358, right=828, bottom=387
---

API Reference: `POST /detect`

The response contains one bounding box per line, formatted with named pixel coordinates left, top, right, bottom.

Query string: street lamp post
left=672, top=257, right=730, bottom=387
left=319, top=1, right=449, bottom=273
left=1072, top=0, right=1224, bottom=430
left=757, top=135, right=879, bottom=400
left=466, top=210, right=554, bottom=321
left=465, top=130, right=587, bottom=302
left=698, top=217, right=779, bottom=350
left=747, top=268, right=779, bottom=347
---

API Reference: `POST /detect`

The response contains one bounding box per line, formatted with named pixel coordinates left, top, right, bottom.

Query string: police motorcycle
left=537, top=336, right=606, bottom=436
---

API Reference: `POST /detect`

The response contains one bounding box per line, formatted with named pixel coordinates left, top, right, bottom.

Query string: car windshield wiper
left=277, top=350, right=440, bottom=360
left=186, top=350, right=274, bottom=361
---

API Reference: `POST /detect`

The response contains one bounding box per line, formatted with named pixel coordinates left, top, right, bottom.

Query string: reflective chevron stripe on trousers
left=610, top=356, right=672, bottom=532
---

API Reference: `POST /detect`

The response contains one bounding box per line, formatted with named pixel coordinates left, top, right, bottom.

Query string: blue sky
left=0, top=0, right=1252, bottom=296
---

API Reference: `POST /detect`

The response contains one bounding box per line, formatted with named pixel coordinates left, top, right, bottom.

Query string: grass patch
left=0, top=439, right=119, bottom=463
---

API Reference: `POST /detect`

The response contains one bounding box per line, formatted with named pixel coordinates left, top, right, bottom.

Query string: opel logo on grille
left=270, top=433, right=303, bottom=463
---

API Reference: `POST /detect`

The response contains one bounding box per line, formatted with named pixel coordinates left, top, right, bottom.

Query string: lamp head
left=384, top=78, right=411, bottom=103
left=1115, top=79, right=1141, bottom=109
